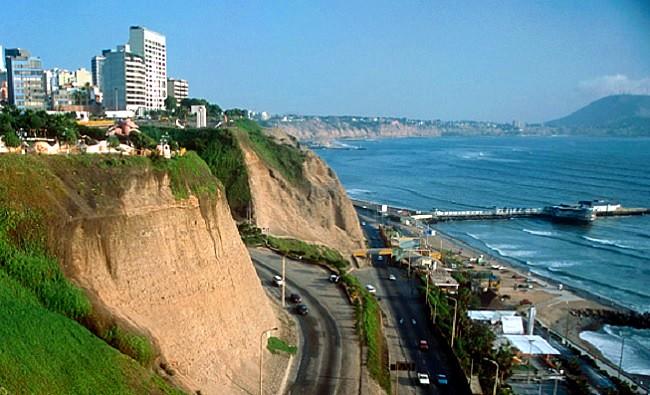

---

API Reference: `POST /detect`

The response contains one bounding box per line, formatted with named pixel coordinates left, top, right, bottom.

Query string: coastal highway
left=355, top=214, right=471, bottom=395
left=250, top=248, right=361, bottom=395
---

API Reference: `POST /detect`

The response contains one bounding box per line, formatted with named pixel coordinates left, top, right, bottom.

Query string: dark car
left=419, top=340, right=429, bottom=351
left=296, top=304, right=309, bottom=315
left=289, top=293, right=302, bottom=303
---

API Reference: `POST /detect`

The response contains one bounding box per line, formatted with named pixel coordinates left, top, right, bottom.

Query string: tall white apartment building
left=101, top=45, right=146, bottom=112
left=128, top=26, right=167, bottom=110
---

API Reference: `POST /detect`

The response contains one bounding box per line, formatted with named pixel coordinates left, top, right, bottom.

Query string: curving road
left=251, top=249, right=360, bottom=395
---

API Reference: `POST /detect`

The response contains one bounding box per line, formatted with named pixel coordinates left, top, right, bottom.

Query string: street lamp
left=449, top=296, right=458, bottom=348
left=484, top=358, right=499, bottom=395
left=259, top=327, right=278, bottom=395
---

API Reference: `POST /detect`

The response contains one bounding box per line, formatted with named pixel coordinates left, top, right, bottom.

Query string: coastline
left=363, top=202, right=640, bottom=371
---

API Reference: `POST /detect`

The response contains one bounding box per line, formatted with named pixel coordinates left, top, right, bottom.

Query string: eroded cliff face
left=50, top=165, right=276, bottom=394
left=239, top=135, right=364, bottom=254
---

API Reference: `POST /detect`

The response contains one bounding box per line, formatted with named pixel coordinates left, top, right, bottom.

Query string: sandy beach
left=422, top=226, right=621, bottom=359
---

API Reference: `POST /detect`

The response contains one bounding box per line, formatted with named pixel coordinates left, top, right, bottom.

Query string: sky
left=2, top=0, right=649, bottom=122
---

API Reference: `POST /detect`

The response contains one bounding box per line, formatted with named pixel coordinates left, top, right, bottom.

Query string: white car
left=273, top=275, right=284, bottom=287
left=388, top=274, right=397, bottom=281
left=365, top=284, right=376, bottom=294
left=417, top=373, right=430, bottom=386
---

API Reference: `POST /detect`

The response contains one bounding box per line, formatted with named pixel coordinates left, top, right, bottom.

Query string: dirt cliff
left=5, top=155, right=277, bottom=394
left=237, top=130, right=365, bottom=255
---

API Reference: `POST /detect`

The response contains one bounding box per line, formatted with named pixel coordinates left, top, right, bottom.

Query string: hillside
left=0, top=153, right=277, bottom=394
left=141, top=120, right=365, bottom=255
left=548, top=94, right=650, bottom=135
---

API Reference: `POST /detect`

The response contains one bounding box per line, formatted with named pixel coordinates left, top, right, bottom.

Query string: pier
left=351, top=199, right=649, bottom=224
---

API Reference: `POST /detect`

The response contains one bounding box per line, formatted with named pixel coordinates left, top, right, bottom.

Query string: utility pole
left=450, top=297, right=458, bottom=348
left=259, top=327, right=278, bottom=395
left=281, top=255, right=286, bottom=307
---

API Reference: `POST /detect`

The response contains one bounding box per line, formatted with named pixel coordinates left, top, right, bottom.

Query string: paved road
left=355, top=213, right=466, bottom=395
left=251, top=248, right=361, bottom=395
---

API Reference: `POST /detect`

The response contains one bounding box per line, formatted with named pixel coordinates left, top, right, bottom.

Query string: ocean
left=316, top=136, right=650, bottom=373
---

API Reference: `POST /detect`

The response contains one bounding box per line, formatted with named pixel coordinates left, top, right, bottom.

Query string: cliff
left=272, top=117, right=442, bottom=141
left=239, top=134, right=365, bottom=254
left=0, top=154, right=276, bottom=394
left=144, top=122, right=366, bottom=256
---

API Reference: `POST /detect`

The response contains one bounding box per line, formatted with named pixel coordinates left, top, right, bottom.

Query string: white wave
left=483, top=242, right=535, bottom=258
left=582, top=236, right=635, bottom=250
left=580, top=325, right=650, bottom=376
left=346, top=188, right=374, bottom=196
left=522, top=228, right=556, bottom=237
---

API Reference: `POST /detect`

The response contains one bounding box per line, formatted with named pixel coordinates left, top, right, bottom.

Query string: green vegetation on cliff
left=0, top=272, right=182, bottom=395
left=140, top=119, right=307, bottom=218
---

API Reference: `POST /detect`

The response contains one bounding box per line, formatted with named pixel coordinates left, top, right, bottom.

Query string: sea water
left=317, top=136, right=650, bottom=372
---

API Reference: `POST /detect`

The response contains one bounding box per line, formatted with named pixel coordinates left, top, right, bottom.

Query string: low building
left=167, top=78, right=188, bottom=103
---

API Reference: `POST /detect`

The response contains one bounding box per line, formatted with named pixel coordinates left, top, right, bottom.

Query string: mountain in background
left=548, top=94, right=650, bottom=135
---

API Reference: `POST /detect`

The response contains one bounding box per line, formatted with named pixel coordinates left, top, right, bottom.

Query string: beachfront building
left=101, top=45, right=146, bottom=113
left=128, top=26, right=167, bottom=110
left=5, top=48, right=46, bottom=110
left=166, top=77, right=188, bottom=104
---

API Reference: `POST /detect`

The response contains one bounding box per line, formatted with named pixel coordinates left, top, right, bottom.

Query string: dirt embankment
left=276, top=118, right=441, bottom=141
left=239, top=133, right=364, bottom=255
left=43, top=162, right=276, bottom=394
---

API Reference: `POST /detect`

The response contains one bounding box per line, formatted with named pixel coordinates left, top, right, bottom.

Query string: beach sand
left=421, top=228, right=617, bottom=355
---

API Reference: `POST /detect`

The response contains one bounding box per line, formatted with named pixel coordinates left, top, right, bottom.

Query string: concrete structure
left=167, top=77, right=188, bottom=103
left=191, top=105, right=207, bottom=128
left=128, top=26, right=167, bottom=110
left=73, top=68, right=92, bottom=87
left=467, top=310, right=517, bottom=324
left=101, top=45, right=146, bottom=113
left=503, top=335, right=560, bottom=356
left=91, top=55, right=105, bottom=88
left=5, top=48, right=46, bottom=109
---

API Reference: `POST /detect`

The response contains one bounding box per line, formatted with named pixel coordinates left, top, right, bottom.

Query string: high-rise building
left=101, top=45, right=146, bottom=112
left=166, top=78, right=188, bottom=104
left=5, top=48, right=46, bottom=110
left=128, top=26, right=167, bottom=110
left=91, top=55, right=105, bottom=88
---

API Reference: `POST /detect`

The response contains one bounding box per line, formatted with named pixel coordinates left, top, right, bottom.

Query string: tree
left=107, top=136, right=120, bottom=149
left=164, top=96, right=177, bottom=112
left=129, top=132, right=157, bottom=150
left=1, top=131, right=21, bottom=147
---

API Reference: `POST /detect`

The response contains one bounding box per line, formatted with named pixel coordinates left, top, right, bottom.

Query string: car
left=329, top=274, right=340, bottom=283
left=289, top=293, right=302, bottom=303
left=417, top=373, right=430, bottom=386
left=273, top=275, right=284, bottom=287
left=365, top=284, right=376, bottom=294
left=296, top=304, right=309, bottom=315
left=436, top=373, right=448, bottom=385
left=419, top=340, right=429, bottom=351
left=388, top=274, right=397, bottom=281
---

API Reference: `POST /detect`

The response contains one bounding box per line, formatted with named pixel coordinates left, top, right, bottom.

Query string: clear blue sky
left=2, top=0, right=649, bottom=122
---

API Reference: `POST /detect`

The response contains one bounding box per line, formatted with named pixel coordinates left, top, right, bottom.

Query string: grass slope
left=0, top=272, right=182, bottom=395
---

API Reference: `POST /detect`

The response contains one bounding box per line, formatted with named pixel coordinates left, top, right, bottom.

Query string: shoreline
left=351, top=197, right=650, bottom=382
left=431, top=226, right=633, bottom=316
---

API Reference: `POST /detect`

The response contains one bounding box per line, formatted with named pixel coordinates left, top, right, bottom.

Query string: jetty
left=351, top=199, right=649, bottom=225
